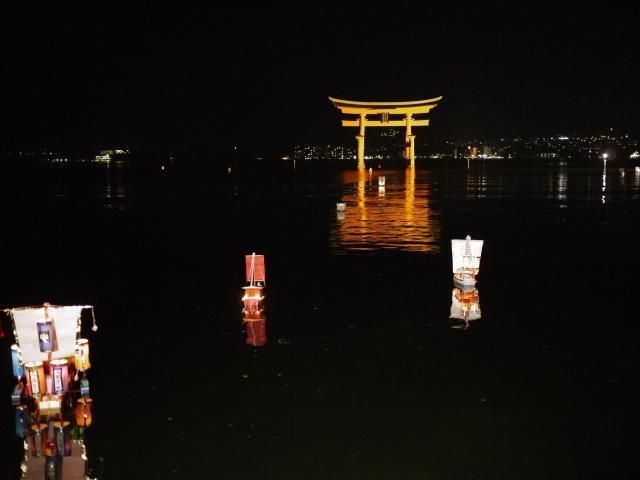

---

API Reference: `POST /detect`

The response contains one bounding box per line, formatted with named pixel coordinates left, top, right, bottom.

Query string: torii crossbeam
left=329, top=96, right=442, bottom=169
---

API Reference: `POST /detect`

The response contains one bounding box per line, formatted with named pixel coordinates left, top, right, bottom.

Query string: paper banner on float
left=7, top=305, right=92, bottom=364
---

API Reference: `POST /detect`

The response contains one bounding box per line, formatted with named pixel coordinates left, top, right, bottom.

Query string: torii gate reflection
left=331, top=167, right=440, bottom=253
left=329, top=96, right=442, bottom=170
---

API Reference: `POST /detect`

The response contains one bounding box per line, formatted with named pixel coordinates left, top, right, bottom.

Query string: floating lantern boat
left=3, top=303, right=99, bottom=478
left=242, top=253, right=266, bottom=316
left=451, top=234, right=483, bottom=290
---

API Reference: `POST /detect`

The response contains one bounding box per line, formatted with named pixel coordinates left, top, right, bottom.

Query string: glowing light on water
left=331, top=168, right=440, bottom=253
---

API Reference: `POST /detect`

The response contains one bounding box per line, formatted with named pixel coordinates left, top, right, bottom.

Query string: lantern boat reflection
left=449, top=287, right=481, bottom=329
left=2, top=302, right=99, bottom=479
left=244, top=315, right=267, bottom=346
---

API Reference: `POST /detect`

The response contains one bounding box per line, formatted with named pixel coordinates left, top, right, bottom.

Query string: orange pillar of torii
left=329, top=96, right=442, bottom=169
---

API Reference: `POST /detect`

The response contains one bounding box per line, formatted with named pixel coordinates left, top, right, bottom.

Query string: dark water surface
left=2, top=157, right=640, bottom=479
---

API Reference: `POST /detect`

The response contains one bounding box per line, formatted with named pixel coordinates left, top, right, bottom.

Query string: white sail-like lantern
left=451, top=235, right=484, bottom=289
left=6, top=304, right=93, bottom=364
left=451, top=236, right=483, bottom=273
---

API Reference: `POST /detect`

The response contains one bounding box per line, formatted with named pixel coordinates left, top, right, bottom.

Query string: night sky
left=2, top=4, right=639, bottom=155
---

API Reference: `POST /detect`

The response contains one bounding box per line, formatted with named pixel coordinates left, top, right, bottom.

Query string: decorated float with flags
left=3, top=302, right=99, bottom=480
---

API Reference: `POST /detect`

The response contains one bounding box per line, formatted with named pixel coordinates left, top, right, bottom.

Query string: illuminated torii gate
left=329, top=96, right=442, bottom=169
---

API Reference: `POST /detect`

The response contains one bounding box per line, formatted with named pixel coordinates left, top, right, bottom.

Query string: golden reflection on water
left=331, top=168, right=440, bottom=253
left=243, top=316, right=267, bottom=346
left=449, top=287, right=481, bottom=330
